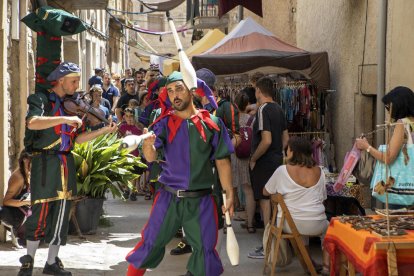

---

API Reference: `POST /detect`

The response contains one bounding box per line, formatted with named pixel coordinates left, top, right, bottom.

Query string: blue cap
left=47, top=62, right=81, bottom=81
left=196, top=68, right=216, bottom=88
left=166, top=71, right=183, bottom=85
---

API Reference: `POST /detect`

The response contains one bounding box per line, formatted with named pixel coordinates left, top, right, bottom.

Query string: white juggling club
left=222, top=190, right=239, bottom=266
left=119, top=133, right=153, bottom=152
left=166, top=11, right=197, bottom=91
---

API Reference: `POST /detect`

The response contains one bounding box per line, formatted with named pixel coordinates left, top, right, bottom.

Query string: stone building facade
left=0, top=0, right=132, bottom=221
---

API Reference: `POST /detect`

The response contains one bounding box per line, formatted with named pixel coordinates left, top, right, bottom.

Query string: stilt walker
left=18, top=6, right=117, bottom=276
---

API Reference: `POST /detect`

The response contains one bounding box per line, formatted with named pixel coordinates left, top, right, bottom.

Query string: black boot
left=43, top=257, right=72, bottom=275
left=18, top=255, right=33, bottom=276
left=170, top=239, right=192, bottom=255
left=180, top=271, right=194, bottom=276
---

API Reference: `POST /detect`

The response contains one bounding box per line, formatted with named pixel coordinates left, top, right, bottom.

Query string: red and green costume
left=126, top=108, right=234, bottom=276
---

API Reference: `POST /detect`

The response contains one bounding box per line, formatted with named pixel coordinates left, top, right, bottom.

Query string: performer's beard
left=172, top=97, right=191, bottom=111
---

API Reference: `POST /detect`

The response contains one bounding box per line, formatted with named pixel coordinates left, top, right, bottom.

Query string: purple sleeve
left=211, top=117, right=234, bottom=160
left=151, top=118, right=166, bottom=150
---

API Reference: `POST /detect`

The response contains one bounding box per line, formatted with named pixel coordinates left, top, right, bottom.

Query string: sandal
left=247, top=226, right=256, bottom=234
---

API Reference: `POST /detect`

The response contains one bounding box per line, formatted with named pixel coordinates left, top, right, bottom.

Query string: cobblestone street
left=0, top=197, right=321, bottom=275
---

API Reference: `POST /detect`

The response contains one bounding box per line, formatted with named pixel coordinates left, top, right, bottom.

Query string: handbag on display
left=370, top=118, right=414, bottom=206
left=353, top=150, right=376, bottom=185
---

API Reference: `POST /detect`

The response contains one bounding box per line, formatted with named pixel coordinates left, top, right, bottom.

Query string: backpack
left=235, top=116, right=254, bottom=159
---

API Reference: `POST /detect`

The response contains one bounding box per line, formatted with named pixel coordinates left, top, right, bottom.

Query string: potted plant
left=71, top=132, right=146, bottom=234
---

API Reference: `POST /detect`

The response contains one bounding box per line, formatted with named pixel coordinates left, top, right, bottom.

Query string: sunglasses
left=115, top=78, right=120, bottom=81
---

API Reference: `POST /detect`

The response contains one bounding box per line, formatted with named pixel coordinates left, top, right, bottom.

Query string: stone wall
left=295, top=0, right=378, bottom=168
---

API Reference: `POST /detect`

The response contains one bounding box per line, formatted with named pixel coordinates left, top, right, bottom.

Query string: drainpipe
left=0, top=0, right=8, bottom=242
left=376, top=0, right=387, bottom=146
left=375, top=0, right=387, bottom=209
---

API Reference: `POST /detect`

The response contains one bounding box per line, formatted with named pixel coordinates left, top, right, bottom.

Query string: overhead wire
left=106, top=7, right=153, bottom=15
left=105, top=8, right=192, bottom=36
left=48, top=0, right=178, bottom=60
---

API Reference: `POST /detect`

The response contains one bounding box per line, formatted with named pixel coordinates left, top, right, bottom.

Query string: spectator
left=112, top=73, right=122, bottom=92
left=121, top=68, right=133, bottom=95
left=242, top=86, right=258, bottom=116
left=134, top=70, right=145, bottom=94
left=102, top=72, right=120, bottom=114
left=232, top=92, right=256, bottom=233
left=90, top=85, right=109, bottom=119
left=87, top=67, right=104, bottom=91
left=0, top=150, right=32, bottom=248
left=263, top=137, right=330, bottom=273
left=248, top=76, right=288, bottom=259
left=119, top=108, right=143, bottom=201
left=115, top=78, right=139, bottom=121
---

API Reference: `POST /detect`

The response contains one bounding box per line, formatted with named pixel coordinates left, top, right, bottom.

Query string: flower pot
left=73, top=197, right=104, bottom=235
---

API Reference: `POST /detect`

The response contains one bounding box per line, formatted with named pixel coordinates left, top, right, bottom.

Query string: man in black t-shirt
left=249, top=77, right=289, bottom=228
left=115, top=78, right=139, bottom=121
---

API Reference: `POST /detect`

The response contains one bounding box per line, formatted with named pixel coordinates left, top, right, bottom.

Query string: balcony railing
left=49, top=0, right=109, bottom=11
left=191, top=3, right=229, bottom=29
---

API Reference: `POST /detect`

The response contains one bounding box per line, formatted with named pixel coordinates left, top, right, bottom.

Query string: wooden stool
left=263, top=193, right=318, bottom=276
left=69, top=197, right=86, bottom=239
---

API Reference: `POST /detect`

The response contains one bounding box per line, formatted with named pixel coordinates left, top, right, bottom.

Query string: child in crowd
left=127, top=97, right=153, bottom=200
left=119, top=108, right=143, bottom=201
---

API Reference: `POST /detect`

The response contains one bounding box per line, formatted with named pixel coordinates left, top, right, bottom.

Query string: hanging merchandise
left=333, top=143, right=361, bottom=192
left=275, top=80, right=325, bottom=132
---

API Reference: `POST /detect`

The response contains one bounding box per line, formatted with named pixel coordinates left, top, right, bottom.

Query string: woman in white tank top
left=264, top=137, right=329, bottom=273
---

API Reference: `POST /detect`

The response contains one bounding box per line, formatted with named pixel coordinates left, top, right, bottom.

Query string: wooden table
left=324, top=216, right=414, bottom=276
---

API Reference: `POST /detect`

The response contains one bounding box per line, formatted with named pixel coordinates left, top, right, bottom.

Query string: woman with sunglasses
left=355, top=86, right=414, bottom=208
left=356, top=86, right=414, bottom=165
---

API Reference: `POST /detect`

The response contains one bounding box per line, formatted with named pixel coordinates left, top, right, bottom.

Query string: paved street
left=0, top=196, right=322, bottom=275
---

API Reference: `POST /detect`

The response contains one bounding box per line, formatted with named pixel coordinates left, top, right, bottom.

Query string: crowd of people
left=1, top=58, right=414, bottom=276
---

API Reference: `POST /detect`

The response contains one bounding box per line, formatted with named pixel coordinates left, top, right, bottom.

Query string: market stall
left=324, top=216, right=414, bottom=275
left=192, top=17, right=330, bottom=91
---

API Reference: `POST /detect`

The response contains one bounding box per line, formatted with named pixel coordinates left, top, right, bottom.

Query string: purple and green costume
left=126, top=110, right=234, bottom=276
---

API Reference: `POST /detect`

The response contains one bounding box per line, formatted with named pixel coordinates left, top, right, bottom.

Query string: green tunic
left=25, top=92, right=78, bottom=204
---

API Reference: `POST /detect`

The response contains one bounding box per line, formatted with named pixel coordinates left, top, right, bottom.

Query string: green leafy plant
left=72, top=132, right=146, bottom=198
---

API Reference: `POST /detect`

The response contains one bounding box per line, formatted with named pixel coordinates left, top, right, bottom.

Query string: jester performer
left=18, top=63, right=117, bottom=276
left=125, top=71, right=235, bottom=276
